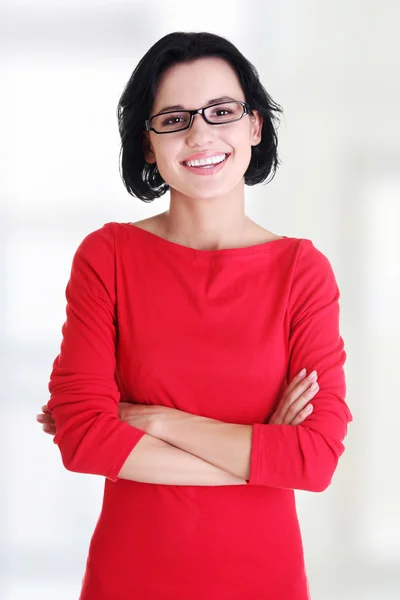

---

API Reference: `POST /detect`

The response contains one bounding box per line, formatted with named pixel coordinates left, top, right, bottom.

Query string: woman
left=36, top=31, right=353, bottom=599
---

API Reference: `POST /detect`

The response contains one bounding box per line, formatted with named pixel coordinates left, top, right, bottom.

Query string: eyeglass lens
left=151, top=101, right=245, bottom=133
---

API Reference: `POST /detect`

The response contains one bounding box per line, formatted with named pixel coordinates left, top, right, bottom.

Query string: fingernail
left=299, top=368, right=306, bottom=376
left=36, top=415, right=44, bottom=421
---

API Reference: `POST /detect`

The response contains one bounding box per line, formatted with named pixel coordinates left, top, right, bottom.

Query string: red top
left=48, top=222, right=353, bottom=600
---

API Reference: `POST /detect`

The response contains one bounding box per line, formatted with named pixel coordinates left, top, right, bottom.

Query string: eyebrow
left=156, top=96, right=238, bottom=114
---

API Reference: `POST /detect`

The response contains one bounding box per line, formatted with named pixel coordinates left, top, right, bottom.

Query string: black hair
left=117, top=31, right=283, bottom=202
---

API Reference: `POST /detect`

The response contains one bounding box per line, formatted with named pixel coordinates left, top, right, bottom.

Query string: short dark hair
left=117, top=31, right=283, bottom=202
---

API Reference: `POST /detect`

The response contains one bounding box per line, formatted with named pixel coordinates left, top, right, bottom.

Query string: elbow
left=55, top=431, right=99, bottom=476
left=51, top=410, right=143, bottom=479
left=58, top=443, right=93, bottom=475
left=310, top=472, right=334, bottom=493
left=52, top=412, right=108, bottom=477
left=300, top=465, right=337, bottom=493
left=305, top=436, right=342, bottom=493
left=59, top=450, right=80, bottom=474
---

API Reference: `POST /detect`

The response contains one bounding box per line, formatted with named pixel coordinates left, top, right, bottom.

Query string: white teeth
left=185, top=153, right=227, bottom=167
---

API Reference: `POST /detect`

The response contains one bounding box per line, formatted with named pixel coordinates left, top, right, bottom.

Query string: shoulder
left=74, top=221, right=137, bottom=258
left=290, top=238, right=336, bottom=276
left=289, top=238, right=340, bottom=312
left=69, top=223, right=123, bottom=293
left=75, top=222, right=117, bottom=256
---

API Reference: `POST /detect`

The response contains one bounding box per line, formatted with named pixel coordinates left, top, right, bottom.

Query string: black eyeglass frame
left=144, top=100, right=251, bottom=134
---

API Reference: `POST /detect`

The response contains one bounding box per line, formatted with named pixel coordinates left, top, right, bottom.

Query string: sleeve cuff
left=247, top=423, right=261, bottom=485
left=106, top=427, right=148, bottom=482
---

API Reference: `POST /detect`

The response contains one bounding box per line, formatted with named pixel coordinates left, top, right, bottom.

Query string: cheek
left=231, top=131, right=253, bottom=162
left=153, top=140, right=180, bottom=171
left=155, top=155, right=177, bottom=185
left=227, top=126, right=252, bottom=153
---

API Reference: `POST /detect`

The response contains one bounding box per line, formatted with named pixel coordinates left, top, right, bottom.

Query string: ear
left=143, top=131, right=157, bottom=164
left=249, top=109, right=263, bottom=147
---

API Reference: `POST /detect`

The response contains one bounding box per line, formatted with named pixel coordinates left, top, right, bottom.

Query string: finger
left=36, top=413, right=54, bottom=425
left=284, top=369, right=308, bottom=395
left=284, top=381, right=319, bottom=421
left=118, top=402, right=130, bottom=416
left=290, top=403, right=314, bottom=426
left=44, top=428, right=56, bottom=436
left=283, top=382, right=319, bottom=423
left=43, top=423, right=56, bottom=435
left=289, top=370, right=318, bottom=398
left=268, top=412, right=281, bottom=425
left=272, top=371, right=308, bottom=422
left=41, top=404, right=50, bottom=413
left=278, top=371, right=318, bottom=419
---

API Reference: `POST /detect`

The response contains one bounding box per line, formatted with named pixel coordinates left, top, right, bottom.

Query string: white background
left=1, top=1, right=400, bottom=598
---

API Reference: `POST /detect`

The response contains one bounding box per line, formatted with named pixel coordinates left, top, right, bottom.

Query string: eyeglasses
left=145, top=100, right=250, bottom=134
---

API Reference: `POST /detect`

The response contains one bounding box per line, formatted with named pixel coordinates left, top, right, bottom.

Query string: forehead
left=153, top=57, right=244, bottom=112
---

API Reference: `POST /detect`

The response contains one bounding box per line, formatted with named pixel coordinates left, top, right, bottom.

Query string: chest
left=115, top=257, right=290, bottom=423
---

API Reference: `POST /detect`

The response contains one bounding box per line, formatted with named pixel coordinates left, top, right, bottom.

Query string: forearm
left=117, top=433, right=247, bottom=486
left=153, top=412, right=253, bottom=481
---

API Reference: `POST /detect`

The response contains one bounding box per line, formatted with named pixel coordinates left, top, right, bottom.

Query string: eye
left=214, top=109, right=232, bottom=117
left=163, top=116, right=185, bottom=126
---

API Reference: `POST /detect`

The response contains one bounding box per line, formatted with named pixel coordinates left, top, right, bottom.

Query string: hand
left=36, top=401, right=176, bottom=437
left=117, top=402, right=176, bottom=435
left=36, top=404, right=55, bottom=435
left=268, top=369, right=319, bottom=425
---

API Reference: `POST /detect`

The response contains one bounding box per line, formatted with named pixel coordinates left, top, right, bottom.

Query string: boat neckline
left=120, top=222, right=296, bottom=258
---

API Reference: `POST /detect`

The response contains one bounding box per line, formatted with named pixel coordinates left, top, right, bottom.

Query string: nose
left=185, top=113, right=215, bottom=147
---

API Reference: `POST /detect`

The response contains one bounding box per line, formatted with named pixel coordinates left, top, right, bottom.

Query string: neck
left=161, top=188, right=253, bottom=251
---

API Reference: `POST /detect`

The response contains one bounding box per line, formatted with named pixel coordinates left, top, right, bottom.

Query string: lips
left=181, top=152, right=230, bottom=165
left=181, top=153, right=230, bottom=176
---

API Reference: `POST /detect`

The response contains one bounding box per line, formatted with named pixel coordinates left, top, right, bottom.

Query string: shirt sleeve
left=247, top=239, right=353, bottom=492
left=47, top=223, right=147, bottom=482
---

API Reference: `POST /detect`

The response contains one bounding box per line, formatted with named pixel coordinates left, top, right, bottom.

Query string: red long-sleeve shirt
left=48, top=222, right=353, bottom=599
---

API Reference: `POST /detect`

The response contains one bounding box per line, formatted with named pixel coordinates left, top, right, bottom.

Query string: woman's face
left=144, top=57, right=263, bottom=201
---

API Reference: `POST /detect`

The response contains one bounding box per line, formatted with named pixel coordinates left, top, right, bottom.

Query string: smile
left=181, top=153, right=230, bottom=175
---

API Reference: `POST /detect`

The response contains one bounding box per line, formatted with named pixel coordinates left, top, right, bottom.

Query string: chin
left=175, top=180, right=239, bottom=201
left=188, top=189, right=232, bottom=202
